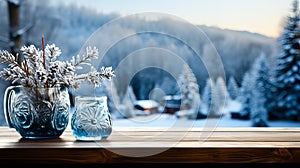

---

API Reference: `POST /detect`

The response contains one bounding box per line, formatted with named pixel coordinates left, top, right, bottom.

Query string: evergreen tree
left=275, top=0, right=300, bottom=120
left=250, top=54, right=270, bottom=127
left=201, top=78, right=220, bottom=117
left=215, top=77, right=230, bottom=116
left=265, top=77, right=280, bottom=120
left=227, top=76, right=239, bottom=100
left=177, top=64, right=201, bottom=111
left=103, top=80, right=121, bottom=117
left=103, top=80, right=136, bottom=119
left=238, top=72, right=255, bottom=119
left=201, top=78, right=213, bottom=114
left=121, top=85, right=137, bottom=105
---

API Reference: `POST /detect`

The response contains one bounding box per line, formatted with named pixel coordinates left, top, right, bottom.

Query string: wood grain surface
left=0, top=126, right=300, bottom=164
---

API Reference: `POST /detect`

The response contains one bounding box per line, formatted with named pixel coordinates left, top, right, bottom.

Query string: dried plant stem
left=42, top=35, right=49, bottom=87
left=74, top=73, right=110, bottom=81
left=5, top=58, right=29, bottom=76
left=23, top=60, right=30, bottom=77
left=42, top=35, right=46, bottom=70
left=74, top=57, right=92, bottom=67
left=74, top=74, right=90, bottom=80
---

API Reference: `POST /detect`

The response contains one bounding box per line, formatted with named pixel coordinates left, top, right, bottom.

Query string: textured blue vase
left=4, top=85, right=70, bottom=139
left=71, top=96, right=112, bottom=141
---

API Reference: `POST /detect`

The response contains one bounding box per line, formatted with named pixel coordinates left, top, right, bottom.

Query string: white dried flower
left=0, top=50, right=16, bottom=63
left=45, top=44, right=62, bottom=61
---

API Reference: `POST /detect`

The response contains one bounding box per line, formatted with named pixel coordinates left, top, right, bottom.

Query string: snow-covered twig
left=0, top=42, right=115, bottom=90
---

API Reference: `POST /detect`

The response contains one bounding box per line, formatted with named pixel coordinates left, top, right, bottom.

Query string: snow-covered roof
left=164, top=95, right=181, bottom=101
left=134, top=100, right=159, bottom=109
left=7, top=0, right=21, bottom=5
left=226, top=100, right=242, bottom=112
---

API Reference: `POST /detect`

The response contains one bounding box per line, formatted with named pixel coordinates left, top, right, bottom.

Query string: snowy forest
left=0, top=0, right=299, bottom=127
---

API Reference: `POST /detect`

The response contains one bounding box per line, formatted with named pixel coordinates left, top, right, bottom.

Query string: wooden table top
left=1, top=126, right=300, bottom=164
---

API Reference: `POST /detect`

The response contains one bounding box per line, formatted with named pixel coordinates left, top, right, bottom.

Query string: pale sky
left=55, top=0, right=294, bottom=38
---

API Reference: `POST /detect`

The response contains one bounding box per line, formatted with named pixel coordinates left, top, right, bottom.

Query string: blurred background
left=0, top=0, right=299, bottom=127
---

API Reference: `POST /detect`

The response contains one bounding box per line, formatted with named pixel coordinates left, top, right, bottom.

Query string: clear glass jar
left=71, top=96, right=112, bottom=141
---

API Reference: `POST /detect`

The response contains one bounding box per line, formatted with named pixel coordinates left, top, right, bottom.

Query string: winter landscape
left=0, top=0, right=299, bottom=128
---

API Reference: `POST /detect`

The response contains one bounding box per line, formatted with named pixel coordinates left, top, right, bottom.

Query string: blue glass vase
left=71, top=96, right=112, bottom=141
left=4, top=85, right=70, bottom=139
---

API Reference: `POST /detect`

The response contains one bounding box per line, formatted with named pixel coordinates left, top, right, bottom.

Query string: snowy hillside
left=113, top=113, right=300, bottom=128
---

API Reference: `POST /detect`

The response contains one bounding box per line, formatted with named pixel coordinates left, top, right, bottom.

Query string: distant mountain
left=200, top=25, right=276, bottom=40
left=0, top=1, right=280, bottom=102
left=198, top=25, right=278, bottom=84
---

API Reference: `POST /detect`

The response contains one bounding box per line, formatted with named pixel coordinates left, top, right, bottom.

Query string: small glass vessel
left=71, top=96, right=112, bottom=141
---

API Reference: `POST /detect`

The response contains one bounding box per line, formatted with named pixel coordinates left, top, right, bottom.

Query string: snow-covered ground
left=113, top=113, right=300, bottom=128
left=112, top=100, right=300, bottom=128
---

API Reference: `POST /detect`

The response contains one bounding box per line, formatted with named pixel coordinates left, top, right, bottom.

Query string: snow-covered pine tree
left=238, top=72, right=255, bottom=120
left=177, top=64, right=200, bottom=109
left=120, top=85, right=136, bottom=118
left=201, top=78, right=213, bottom=115
left=201, top=78, right=220, bottom=117
left=121, top=85, right=137, bottom=106
left=275, top=0, right=300, bottom=121
left=103, top=80, right=119, bottom=105
left=215, top=76, right=230, bottom=116
left=250, top=54, right=270, bottom=127
left=103, top=80, right=136, bottom=119
left=103, top=80, right=121, bottom=118
left=227, top=76, right=239, bottom=100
